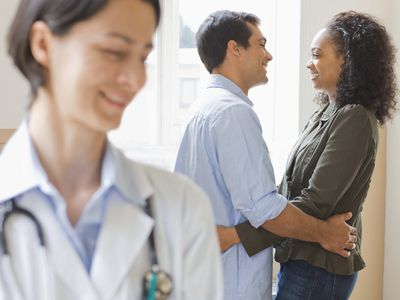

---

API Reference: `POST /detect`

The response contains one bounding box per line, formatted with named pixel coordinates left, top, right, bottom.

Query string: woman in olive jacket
left=220, top=11, right=397, bottom=300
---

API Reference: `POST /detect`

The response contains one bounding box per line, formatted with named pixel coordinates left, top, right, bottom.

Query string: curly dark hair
left=316, top=11, right=397, bottom=124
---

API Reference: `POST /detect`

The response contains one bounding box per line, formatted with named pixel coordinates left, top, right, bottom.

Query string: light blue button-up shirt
left=0, top=120, right=121, bottom=272
left=175, top=74, right=288, bottom=300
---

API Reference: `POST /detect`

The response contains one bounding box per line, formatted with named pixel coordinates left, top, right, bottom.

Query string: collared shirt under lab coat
left=0, top=121, right=223, bottom=300
left=1, top=120, right=118, bottom=273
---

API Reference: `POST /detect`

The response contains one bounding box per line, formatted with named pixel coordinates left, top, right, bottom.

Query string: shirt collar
left=0, top=119, right=154, bottom=207
left=207, top=74, right=254, bottom=107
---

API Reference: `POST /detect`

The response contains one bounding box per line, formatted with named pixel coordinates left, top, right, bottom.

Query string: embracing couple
left=175, top=9, right=397, bottom=300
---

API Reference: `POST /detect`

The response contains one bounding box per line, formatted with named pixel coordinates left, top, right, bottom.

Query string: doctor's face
left=37, top=0, right=156, bottom=132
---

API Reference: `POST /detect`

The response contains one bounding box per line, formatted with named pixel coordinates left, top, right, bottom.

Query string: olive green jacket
left=235, top=103, right=378, bottom=275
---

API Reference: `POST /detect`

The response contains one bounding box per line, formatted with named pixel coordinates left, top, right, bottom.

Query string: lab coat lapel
left=91, top=149, right=155, bottom=300
left=20, top=195, right=99, bottom=299
left=91, top=198, right=154, bottom=300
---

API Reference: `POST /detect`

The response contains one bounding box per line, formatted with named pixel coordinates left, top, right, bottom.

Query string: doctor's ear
left=30, top=21, right=53, bottom=68
left=227, top=40, right=241, bottom=57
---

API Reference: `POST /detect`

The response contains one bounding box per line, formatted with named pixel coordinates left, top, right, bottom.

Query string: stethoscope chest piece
left=143, top=264, right=173, bottom=300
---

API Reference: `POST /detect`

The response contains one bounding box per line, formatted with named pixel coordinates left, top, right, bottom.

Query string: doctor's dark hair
left=7, top=0, right=161, bottom=98
left=316, top=11, right=397, bottom=124
left=196, top=10, right=260, bottom=73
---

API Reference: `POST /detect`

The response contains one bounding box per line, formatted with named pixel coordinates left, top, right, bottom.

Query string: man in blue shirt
left=175, top=10, right=356, bottom=300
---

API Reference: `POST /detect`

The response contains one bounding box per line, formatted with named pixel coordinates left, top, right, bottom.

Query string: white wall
left=383, top=0, right=400, bottom=299
left=0, top=2, right=29, bottom=128
left=269, top=0, right=301, bottom=177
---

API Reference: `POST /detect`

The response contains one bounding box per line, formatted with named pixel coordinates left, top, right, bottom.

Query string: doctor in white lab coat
left=0, top=0, right=223, bottom=299
left=0, top=123, right=223, bottom=299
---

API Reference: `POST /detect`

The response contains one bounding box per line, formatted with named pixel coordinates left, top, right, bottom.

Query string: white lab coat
left=0, top=123, right=223, bottom=300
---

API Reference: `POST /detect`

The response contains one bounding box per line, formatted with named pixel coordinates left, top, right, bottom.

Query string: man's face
left=238, top=23, right=273, bottom=90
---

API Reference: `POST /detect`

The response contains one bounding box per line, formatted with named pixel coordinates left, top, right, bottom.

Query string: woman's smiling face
left=306, top=28, right=344, bottom=99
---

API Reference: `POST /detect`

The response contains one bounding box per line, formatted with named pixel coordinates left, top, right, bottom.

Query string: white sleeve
left=181, top=179, right=223, bottom=300
left=0, top=255, right=24, bottom=300
left=0, top=256, right=9, bottom=300
left=0, top=213, right=51, bottom=300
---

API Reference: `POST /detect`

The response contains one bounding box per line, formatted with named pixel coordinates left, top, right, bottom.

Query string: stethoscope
left=0, top=197, right=173, bottom=300
left=142, top=197, right=173, bottom=300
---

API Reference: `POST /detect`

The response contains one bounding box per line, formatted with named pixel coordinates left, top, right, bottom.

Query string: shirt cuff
left=242, top=192, right=288, bottom=228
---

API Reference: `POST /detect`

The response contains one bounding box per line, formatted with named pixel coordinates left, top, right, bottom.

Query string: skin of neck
left=212, top=59, right=250, bottom=96
left=327, top=89, right=337, bottom=104
left=28, top=88, right=105, bottom=204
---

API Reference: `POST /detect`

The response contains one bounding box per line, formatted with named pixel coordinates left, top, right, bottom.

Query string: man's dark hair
left=196, top=10, right=260, bottom=73
left=7, top=0, right=161, bottom=98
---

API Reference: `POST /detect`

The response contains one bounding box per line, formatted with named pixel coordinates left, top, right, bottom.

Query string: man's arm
left=210, top=104, right=353, bottom=256
left=223, top=106, right=371, bottom=256
left=218, top=203, right=356, bottom=257
left=262, top=203, right=355, bottom=256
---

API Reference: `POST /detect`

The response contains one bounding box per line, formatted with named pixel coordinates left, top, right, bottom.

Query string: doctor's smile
left=99, top=91, right=132, bottom=110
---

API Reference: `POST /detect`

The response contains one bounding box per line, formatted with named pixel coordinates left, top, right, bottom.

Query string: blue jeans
left=276, top=260, right=358, bottom=300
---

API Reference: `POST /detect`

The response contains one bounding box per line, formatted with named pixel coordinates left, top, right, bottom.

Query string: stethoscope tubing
left=1, top=200, right=45, bottom=254
left=0, top=199, right=51, bottom=300
left=0, top=196, right=172, bottom=300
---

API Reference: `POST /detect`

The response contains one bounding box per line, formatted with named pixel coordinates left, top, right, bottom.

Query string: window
left=108, top=0, right=300, bottom=181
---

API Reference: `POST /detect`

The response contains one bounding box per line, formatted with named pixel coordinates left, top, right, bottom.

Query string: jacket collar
left=111, top=146, right=154, bottom=207
left=0, top=120, right=40, bottom=202
left=320, top=102, right=339, bottom=122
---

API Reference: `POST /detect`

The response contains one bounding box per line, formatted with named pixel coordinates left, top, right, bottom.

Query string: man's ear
left=30, top=21, right=53, bottom=68
left=226, top=40, right=240, bottom=57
